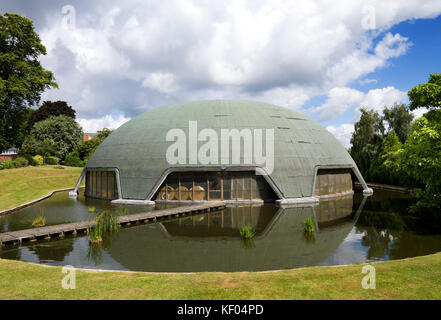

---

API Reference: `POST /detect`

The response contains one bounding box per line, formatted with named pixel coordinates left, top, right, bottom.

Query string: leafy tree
left=368, top=131, right=410, bottom=185
left=27, top=100, right=76, bottom=132
left=75, top=128, right=113, bottom=163
left=397, top=114, right=441, bottom=214
left=0, top=13, right=57, bottom=151
left=383, top=103, right=414, bottom=144
left=64, top=151, right=84, bottom=167
left=350, top=108, right=385, bottom=178
left=21, top=135, right=57, bottom=161
left=408, top=73, right=441, bottom=111
left=399, top=74, right=441, bottom=214
left=29, top=115, right=83, bottom=160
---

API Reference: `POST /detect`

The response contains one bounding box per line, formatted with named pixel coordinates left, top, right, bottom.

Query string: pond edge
left=0, top=187, right=76, bottom=216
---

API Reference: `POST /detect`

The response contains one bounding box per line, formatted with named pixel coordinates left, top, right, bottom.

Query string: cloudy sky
left=2, top=0, right=441, bottom=147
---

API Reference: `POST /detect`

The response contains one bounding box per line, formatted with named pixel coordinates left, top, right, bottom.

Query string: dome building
left=70, top=100, right=372, bottom=205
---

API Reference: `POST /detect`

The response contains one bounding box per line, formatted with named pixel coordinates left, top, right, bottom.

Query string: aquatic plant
left=240, top=225, right=256, bottom=239
left=303, top=230, right=316, bottom=243
left=32, top=215, right=46, bottom=228
left=88, top=209, right=119, bottom=244
left=302, top=217, right=315, bottom=233
left=88, top=206, right=96, bottom=214
left=117, top=207, right=129, bottom=216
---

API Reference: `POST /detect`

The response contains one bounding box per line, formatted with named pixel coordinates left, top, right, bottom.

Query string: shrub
left=12, top=157, right=29, bottom=168
left=0, top=161, right=13, bottom=170
left=20, top=153, right=38, bottom=166
left=33, top=155, right=44, bottom=166
left=52, top=165, right=64, bottom=169
left=64, top=151, right=84, bottom=167
left=46, top=156, right=59, bottom=165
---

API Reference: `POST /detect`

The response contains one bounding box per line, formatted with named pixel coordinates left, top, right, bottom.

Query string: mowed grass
left=0, top=166, right=83, bottom=211
left=1, top=253, right=441, bottom=299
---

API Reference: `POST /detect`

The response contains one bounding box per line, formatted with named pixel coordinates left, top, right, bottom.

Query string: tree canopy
left=27, top=100, right=75, bottom=132
left=76, top=128, right=113, bottom=162
left=383, top=103, right=414, bottom=144
left=350, top=108, right=385, bottom=177
left=408, top=73, right=441, bottom=111
left=22, top=115, right=83, bottom=160
left=349, top=74, right=441, bottom=216
left=0, top=13, right=57, bottom=151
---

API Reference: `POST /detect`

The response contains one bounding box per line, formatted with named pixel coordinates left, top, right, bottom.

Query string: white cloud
left=78, top=115, right=131, bottom=133
left=374, top=33, right=411, bottom=60
left=360, top=86, right=408, bottom=111
left=358, top=78, right=378, bottom=85
left=327, top=124, right=354, bottom=149
left=142, top=72, right=179, bottom=94
left=313, top=87, right=365, bottom=121
left=411, top=107, right=429, bottom=120
left=26, top=0, right=441, bottom=122
left=312, top=86, right=408, bottom=121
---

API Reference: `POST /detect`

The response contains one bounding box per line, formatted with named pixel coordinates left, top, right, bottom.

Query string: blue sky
left=1, top=0, right=440, bottom=147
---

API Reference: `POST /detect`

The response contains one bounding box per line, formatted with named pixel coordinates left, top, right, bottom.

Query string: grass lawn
left=0, top=253, right=441, bottom=299
left=0, top=166, right=83, bottom=211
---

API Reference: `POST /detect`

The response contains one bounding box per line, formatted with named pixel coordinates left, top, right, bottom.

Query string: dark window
left=314, top=169, right=353, bottom=196
left=154, top=171, right=276, bottom=202
left=85, top=170, right=118, bottom=200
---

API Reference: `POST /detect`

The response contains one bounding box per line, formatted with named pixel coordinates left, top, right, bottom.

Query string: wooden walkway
left=0, top=202, right=225, bottom=246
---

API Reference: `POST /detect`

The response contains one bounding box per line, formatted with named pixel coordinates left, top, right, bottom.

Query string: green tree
left=383, top=103, right=414, bottom=144
left=29, top=115, right=83, bottom=160
left=408, top=73, right=441, bottom=111
left=368, top=131, right=408, bottom=185
left=398, top=114, right=441, bottom=213
left=350, top=108, right=385, bottom=178
left=21, top=134, right=57, bottom=160
left=27, top=100, right=76, bottom=132
left=399, top=73, right=441, bottom=214
left=0, top=13, right=57, bottom=151
left=75, top=128, right=113, bottom=163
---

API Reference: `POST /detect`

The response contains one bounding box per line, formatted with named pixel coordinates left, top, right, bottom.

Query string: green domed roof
left=85, top=100, right=363, bottom=200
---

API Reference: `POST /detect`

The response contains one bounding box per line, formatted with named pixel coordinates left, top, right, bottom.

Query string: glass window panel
left=107, top=171, right=114, bottom=199
left=101, top=171, right=107, bottom=198
left=91, top=171, right=94, bottom=196
left=97, top=171, right=102, bottom=198
left=209, top=191, right=221, bottom=200
left=222, top=173, right=232, bottom=200
left=193, top=175, right=207, bottom=201
left=320, top=174, right=327, bottom=195
left=114, top=171, right=118, bottom=198
left=85, top=171, right=90, bottom=196
left=208, top=174, right=221, bottom=190
left=330, top=174, right=336, bottom=194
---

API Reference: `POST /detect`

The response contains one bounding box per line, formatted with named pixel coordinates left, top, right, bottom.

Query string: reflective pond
left=1, top=189, right=441, bottom=272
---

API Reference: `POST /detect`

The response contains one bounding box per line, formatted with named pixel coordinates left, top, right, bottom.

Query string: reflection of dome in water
left=106, top=196, right=361, bottom=272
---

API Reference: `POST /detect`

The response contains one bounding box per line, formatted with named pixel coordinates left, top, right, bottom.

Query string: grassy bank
left=0, top=253, right=440, bottom=299
left=0, top=166, right=83, bottom=211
